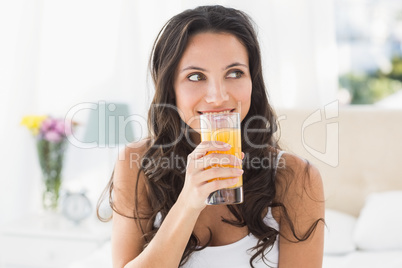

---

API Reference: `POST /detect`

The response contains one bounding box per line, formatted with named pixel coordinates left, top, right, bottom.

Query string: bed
left=69, top=193, right=402, bottom=268
left=280, top=107, right=402, bottom=268
left=322, top=193, right=402, bottom=268
left=69, top=107, right=402, bottom=267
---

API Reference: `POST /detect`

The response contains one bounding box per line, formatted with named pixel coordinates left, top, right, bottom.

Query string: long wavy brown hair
left=99, top=5, right=323, bottom=267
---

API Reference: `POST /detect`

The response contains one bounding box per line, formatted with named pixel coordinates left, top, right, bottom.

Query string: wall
left=277, top=106, right=402, bottom=216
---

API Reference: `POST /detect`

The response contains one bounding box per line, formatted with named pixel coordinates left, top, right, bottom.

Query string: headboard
left=275, top=106, right=402, bottom=216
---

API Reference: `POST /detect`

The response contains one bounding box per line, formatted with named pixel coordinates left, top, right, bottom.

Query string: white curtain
left=0, top=0, right=337, bottom=226
left=0, top=0, right=44, bottom=225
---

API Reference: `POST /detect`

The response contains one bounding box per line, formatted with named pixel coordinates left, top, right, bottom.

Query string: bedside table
left=0, top=212, right=112, bottom=268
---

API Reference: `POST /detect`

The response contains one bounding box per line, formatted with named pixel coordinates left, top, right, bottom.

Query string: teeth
left=202, top=110, right=232, bottom=115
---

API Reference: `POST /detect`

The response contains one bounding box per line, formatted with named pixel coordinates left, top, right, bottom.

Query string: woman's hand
left=177, top=141, right=244, bottom=212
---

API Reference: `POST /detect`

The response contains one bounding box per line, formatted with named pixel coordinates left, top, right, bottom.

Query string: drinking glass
left=200, top=112, right=243, bottom=205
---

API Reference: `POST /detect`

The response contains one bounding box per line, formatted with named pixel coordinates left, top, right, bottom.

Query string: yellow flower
left=21, top=115, right=48, bottom=136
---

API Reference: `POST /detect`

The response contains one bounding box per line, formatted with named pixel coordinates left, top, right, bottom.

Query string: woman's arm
left=112, top=140, right=242, bottom=268
left=111, top=141, right=152, bottom=267
left=273, top=153, right=325, bottom=268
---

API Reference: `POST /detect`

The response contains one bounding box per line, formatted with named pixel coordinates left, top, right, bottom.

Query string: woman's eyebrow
left=180, top=62, right=248, bottom=73
left=224, top=62, right=248, bottom=70
left=181, top=66, right=207, bottom=73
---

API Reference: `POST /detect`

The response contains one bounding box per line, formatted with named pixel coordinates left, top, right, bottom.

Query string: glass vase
left=36, top=139, right=66, bottom=211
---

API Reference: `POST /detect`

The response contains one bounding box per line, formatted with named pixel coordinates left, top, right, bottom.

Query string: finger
left=190, top=141, right=231, bottom=160
left=194, top=153, right=242, bottom=170
left=201, top=167, right=243, bottom=183
left=242, top=152, right=245, bottom=159
left=203, top=177, right=240, bottom=193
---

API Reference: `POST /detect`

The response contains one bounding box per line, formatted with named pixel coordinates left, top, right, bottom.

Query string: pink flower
left=44, top=130, right=63, bottom=143
left=64, top=120, right=74, bottom=136
left=22, top=115, right=76, bottom=143
left=54, top=119, right=66, bottom=135
left=40, top=118, right=54, bottom=133
left=39, top=117, right=72, bottom=142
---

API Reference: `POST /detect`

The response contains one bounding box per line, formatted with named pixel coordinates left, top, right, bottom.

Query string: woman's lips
left=198, top=108, right=235, bottom=114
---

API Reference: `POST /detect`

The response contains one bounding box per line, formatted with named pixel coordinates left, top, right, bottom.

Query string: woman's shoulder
left=120, top=138, right=151, bottom=161
left=118, top=138, right=151, bottom=164
left=112, top=139, right=152, bottom=218
left=272, top=151, right=325, bottom=230
left=113, top=138, right=151, bottom=185
left=276, top=151, right=321, bottom=181
left=274, top=151, right=323, bottom=202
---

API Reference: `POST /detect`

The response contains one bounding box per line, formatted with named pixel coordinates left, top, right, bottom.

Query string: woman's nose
left=204, top=80, right=229, bottom=104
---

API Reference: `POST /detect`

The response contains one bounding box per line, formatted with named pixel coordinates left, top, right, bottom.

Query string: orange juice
left=201, top=127, right=242, bottom=188
left=200, top=112, right=243, bottom=205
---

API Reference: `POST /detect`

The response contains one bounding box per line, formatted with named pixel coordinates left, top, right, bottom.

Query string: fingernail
left=235, top=169, right=244, bottom=175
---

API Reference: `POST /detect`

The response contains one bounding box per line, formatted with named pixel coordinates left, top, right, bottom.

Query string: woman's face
left=173, top=32, right=252, bottom=132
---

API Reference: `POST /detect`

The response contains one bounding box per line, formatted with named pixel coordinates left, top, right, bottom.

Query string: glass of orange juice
left=200, top=112, right=243, bottom=205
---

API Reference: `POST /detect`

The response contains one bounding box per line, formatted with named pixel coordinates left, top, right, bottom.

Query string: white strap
left=275, top=151, right=285, bottom=171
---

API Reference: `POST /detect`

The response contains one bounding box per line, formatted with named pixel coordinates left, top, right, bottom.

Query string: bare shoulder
left=273, top=151, right=324, bottom=226
left=276, top=152, right=323, bottom=198
left=114, top=139, right=150, bottom=181
left=113, top=139, right=151, bottom=216
left=116, top=139, right=150, bottom=172
left=111, top=139, right=153, bottom=266
left=273, top=154, right=325, bottom=267
left=279, top=152, right=321, bottom=176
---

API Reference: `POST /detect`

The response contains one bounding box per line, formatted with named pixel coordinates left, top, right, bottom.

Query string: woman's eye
left=226, top=70, right=244, bottom=79
left=188, top=73, right=206, bottom=81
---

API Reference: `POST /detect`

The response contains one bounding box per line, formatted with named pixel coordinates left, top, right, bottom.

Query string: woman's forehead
left=178, top=32, right=249, bottom=69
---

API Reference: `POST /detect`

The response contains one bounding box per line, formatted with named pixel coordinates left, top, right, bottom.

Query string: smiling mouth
left=198, top=108, right=235, bottom=115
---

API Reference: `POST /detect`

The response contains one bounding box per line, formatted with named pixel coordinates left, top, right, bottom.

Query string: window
left=335, top=0, right=402, bottom=105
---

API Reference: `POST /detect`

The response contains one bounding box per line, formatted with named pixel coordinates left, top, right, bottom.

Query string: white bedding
left=70, top=192, right=402, bottom=267
left=69, top=241, right=402, bottom=268
left=323, top=251, right=402, bottom=268
left=69, top=241, right=112, bottom=268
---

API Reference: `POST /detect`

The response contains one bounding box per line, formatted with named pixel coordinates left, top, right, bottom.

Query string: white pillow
left=354, top=191, right=402, bottom=250
left=324, top=209, right=357, bottom=255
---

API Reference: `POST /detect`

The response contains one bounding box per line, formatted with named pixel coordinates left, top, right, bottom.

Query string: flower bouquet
left=21, top=115, right=75, bottom=211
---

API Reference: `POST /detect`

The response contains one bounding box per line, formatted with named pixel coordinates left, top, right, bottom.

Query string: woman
left=99, top=5, right=325, bottom=268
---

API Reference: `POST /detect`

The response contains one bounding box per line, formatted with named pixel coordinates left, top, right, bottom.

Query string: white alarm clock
left=61, top=191, right=92, bottom=224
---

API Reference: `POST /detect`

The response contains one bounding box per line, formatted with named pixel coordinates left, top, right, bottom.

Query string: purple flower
left=39, top=117, right=71, bottom=142
left=44, top=131, right=63, bottom=143
left=54, top=119, right=66, bottom=135
left=40, top=118, right=54, bottom=133
left=64, top=120, right=73, bottom=136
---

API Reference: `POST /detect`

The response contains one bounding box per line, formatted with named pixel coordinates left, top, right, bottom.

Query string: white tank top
left=155, top=151, right=284, bottom=268
left=181, top=206, right=279, bottom=268
left=181, top=151, right=284, bottom=268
